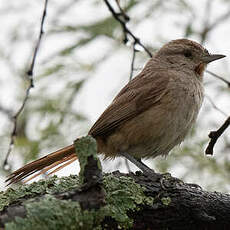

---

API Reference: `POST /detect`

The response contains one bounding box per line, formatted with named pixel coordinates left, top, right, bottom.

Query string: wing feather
left=89, top=70, right=169, bottom=137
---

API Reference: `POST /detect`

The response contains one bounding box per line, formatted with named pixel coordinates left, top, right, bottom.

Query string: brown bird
left=6, top=39, right=225, bottom=184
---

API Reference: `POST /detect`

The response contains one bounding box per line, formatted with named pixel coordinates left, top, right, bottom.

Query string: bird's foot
left=120, top=152, right=160, bottom=180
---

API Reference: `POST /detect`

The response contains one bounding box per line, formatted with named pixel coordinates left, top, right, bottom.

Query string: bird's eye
left=184, top=50, right=192, bottom=58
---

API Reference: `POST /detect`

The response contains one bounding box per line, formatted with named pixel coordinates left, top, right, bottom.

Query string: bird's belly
left=124, top=104, right=197, bottom=158
left=100, top=102, right=198, bottom=159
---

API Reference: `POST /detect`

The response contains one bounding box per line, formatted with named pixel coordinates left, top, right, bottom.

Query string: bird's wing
left=88, top=70, right=170, bottom=137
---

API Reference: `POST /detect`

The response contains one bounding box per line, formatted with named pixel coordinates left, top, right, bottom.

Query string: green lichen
left=74, top=136, right=101, bottom=184
left=2, top=173, right=152, bottom=230
left=103, top=175, right=154, bottom=228
left=5, top=195, right=101, bottom=230
left=2, top=136, right=153, bottom=229
left=0, top=175, right=80, bottom=211
left=161, top=197, right=171, bottom=206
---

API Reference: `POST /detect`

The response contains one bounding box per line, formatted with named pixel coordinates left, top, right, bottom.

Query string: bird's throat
left=195, top=63, right=206, bottom=78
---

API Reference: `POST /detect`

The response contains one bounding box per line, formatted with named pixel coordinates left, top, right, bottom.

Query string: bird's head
left=155, top=39, right=225, bottom=77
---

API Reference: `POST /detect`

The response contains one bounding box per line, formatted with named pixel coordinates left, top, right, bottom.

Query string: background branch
left=103, top=0, right=152, bottom=58
left=206, top=116, right=230, bottom=155
left=129, top=42, right=138, bottom=81
left=3, top=0, right=49, bottom=168
left=206, top=70, right=230, bottom=88
left=200, top=5, right=230, bottom=44
left=205, top=94, right=228, bottom=117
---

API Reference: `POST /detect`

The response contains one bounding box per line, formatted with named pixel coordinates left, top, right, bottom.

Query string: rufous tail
left=6, top=144, right=77, bottom=185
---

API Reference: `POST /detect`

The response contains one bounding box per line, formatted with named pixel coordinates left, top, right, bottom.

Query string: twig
left=129, top=42, right=137, bottom=81
left=115, top=0, right=130, bottom=21
left=200, top=0, right=213, bottom=44
left=3, top=0, right=49, bottom=168
left=209, top=7, right=230, bottom=32
left=205, top=70, right=230, bottom=88
left=205, top=94, right=228, bottom=117
left=103, top=0, right=152, bottom=58
left=27, top=0, right=48, bottom=77
left=200, top=6, right=230, bottom=44
left=205, top=116, right=230, bottom=155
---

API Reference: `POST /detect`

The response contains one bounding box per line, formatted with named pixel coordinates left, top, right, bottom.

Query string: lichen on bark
left=1, top=136, right=152, bottom=230
left=1, top=173, right=152, bottom=230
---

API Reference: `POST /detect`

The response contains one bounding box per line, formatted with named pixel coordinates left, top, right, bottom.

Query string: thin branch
left=200, top=6, right=230, bottom=44
left=205, top=70, right=230, bottom=88
left=27, top=0, right=48, bottom=77
left=103, top=0, right=152, bottom=58
left=129, top=42, right=137, bottom=81
left=209, top=7, right=230, bottom=32
left=3, top=0, right=49, bottom=168
left=200, top=0, right=213, bottom=44
left=115, top=0, right=130, bottom=21
left=205, top=116, right=230, bottom=155
left=203, top=0, right=212, bottom=28
left=205, top=94, right=228, bottom=117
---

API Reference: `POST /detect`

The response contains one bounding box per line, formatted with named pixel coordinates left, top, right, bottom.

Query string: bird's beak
left=201, top=54, right=226, bottom=64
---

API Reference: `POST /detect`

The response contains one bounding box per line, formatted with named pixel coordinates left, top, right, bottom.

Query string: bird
left=6, top=39, right=225, bottom=185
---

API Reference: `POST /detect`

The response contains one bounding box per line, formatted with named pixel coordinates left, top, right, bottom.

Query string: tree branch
left=27, top=0, right=48, bottom=77
left=103, top=0, right=152, bottom=58
left=129, top=42, right=138, bottom=81
left=206, top=70, right=230, bottom=88
left=200, top=5, right=230, bottom=44
left=205, top=94, right=228, bottom=117
left=1, top=137, right=230, bottom=229
left=3, top=0, right=49, bottom=168
left=206, top=116, right=230, bottom=155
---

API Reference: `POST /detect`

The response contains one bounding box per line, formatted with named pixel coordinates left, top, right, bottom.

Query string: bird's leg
left=120, top=152, right=160, bottom=179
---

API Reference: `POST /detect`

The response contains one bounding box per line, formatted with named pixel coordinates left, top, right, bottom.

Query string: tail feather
left=6, top=144, right=76, bottom=185
left=22, top=154, right=78, bottom=184
left=47, top=155, right=78, bottom=176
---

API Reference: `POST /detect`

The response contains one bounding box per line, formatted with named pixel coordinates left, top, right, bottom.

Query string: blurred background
left=0, top=0, right=230, bottom=191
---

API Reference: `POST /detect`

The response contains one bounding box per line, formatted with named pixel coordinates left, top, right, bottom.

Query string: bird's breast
left=167, top=72, right=204, bottom=125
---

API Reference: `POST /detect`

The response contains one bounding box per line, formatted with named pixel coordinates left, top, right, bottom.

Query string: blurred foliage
left=0, top=0, right=230, bottom=191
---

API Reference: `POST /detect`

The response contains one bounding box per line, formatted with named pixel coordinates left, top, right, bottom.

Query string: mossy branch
left=0, top=136, right=230, bottom=230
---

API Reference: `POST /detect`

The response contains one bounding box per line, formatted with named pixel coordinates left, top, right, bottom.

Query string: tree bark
left=1, top=136, right=230, bottom=230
